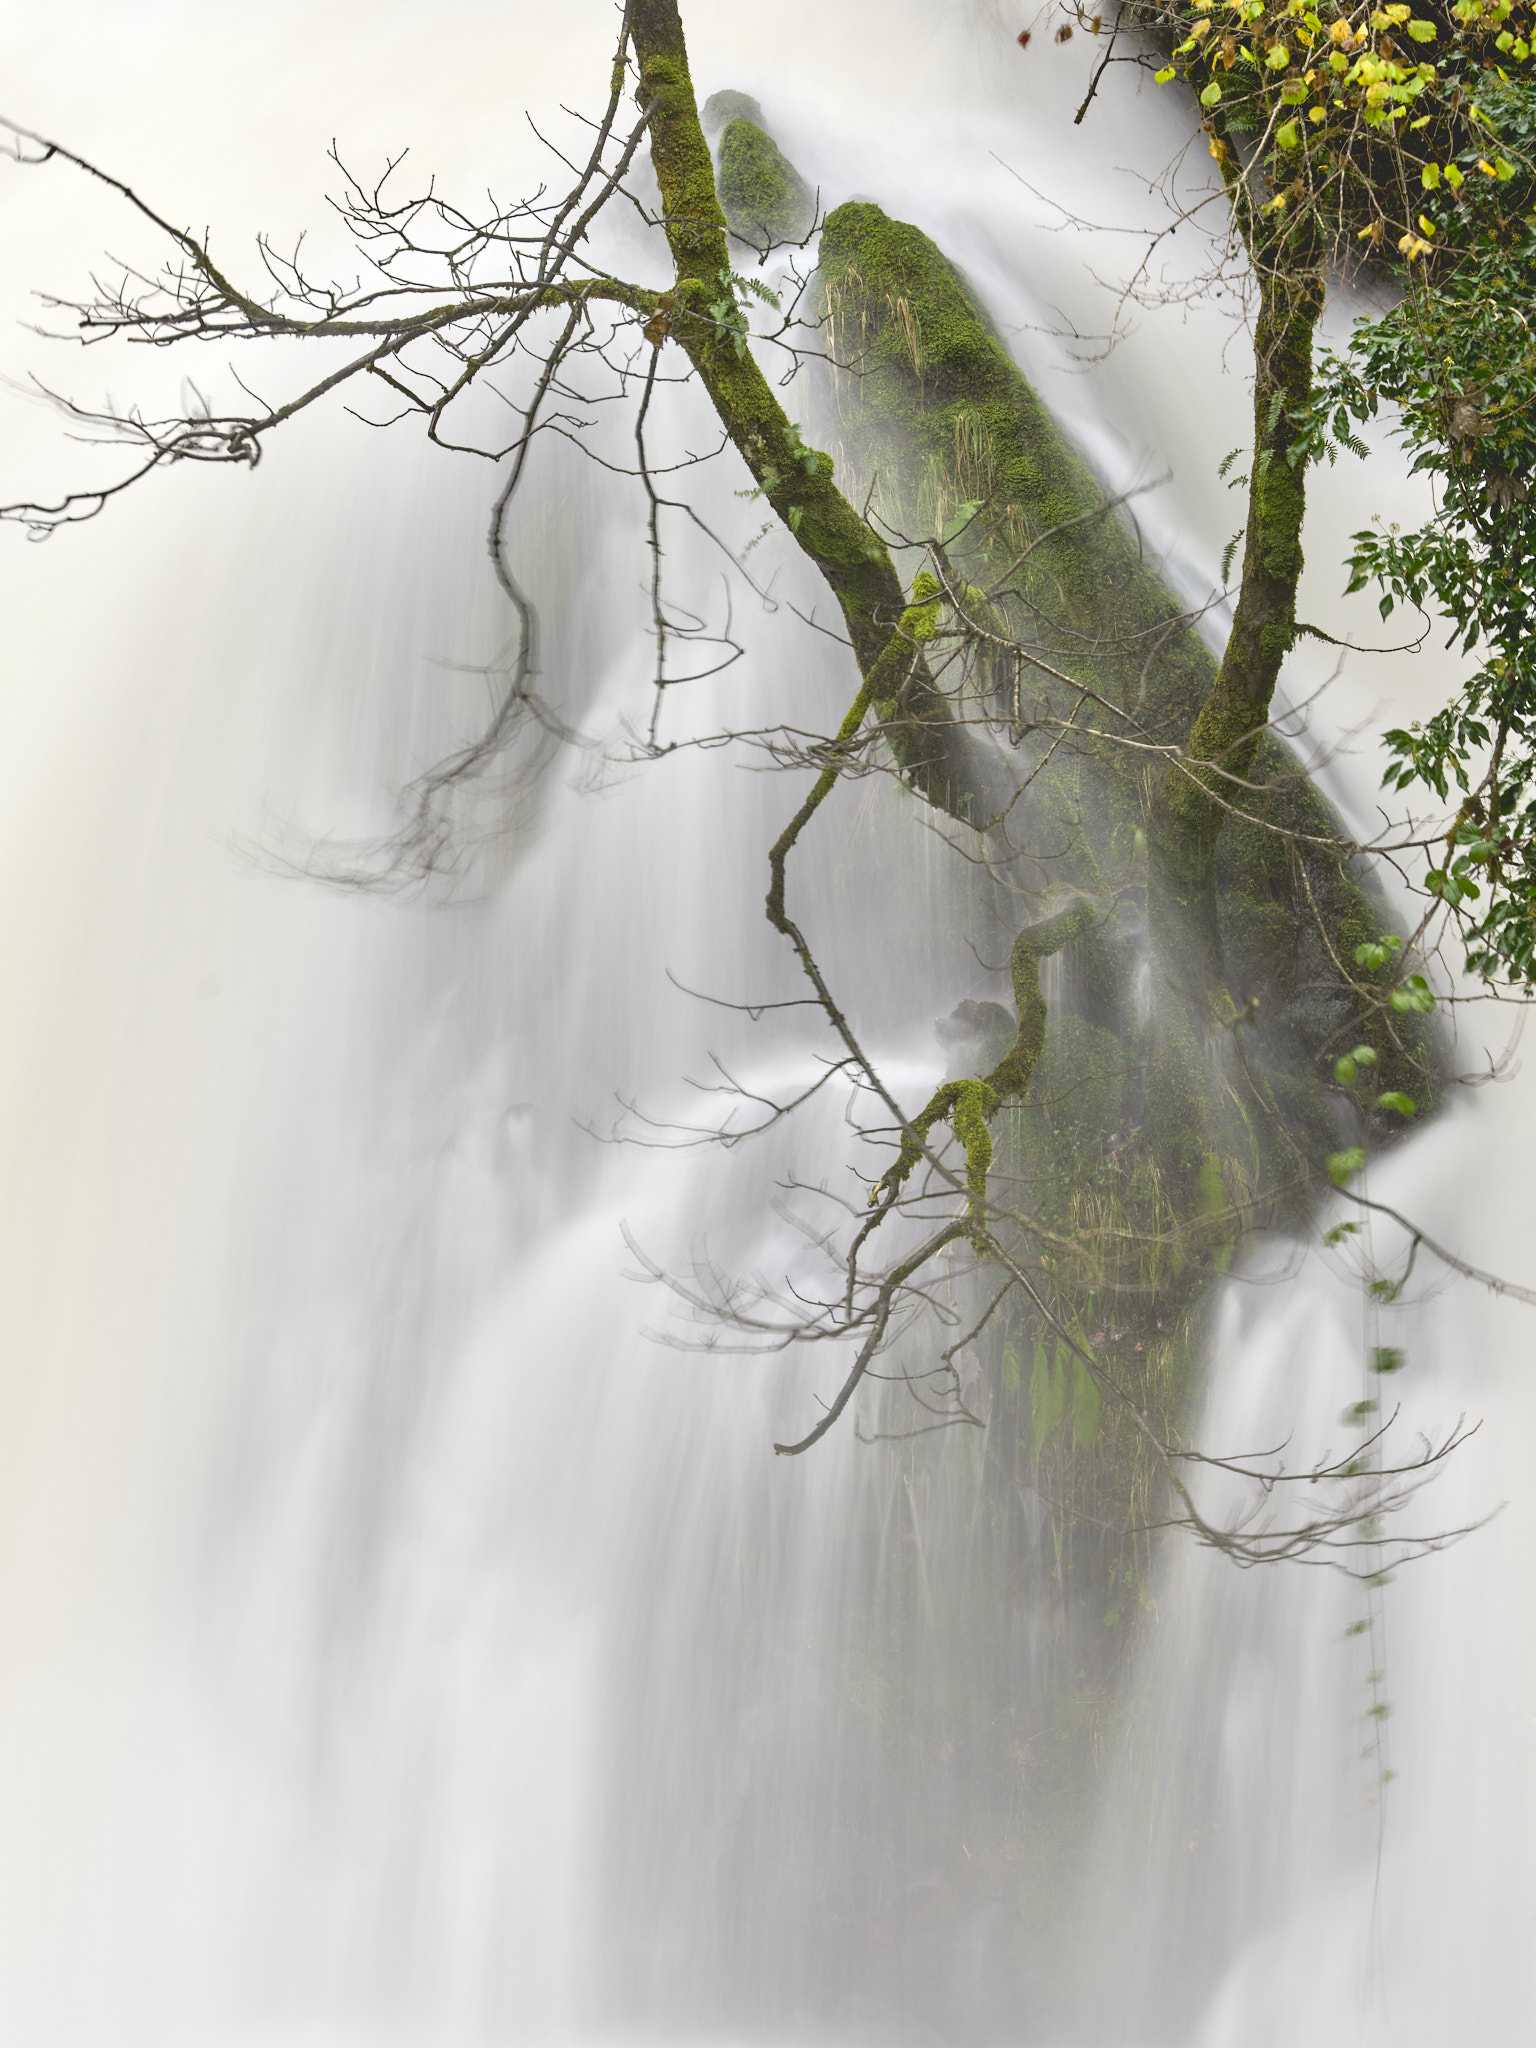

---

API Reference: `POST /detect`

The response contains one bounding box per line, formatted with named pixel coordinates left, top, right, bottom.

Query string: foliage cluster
left=1298, top=75, right=1536, bottom=981
left=1146, top=0, right=1535, bottom=255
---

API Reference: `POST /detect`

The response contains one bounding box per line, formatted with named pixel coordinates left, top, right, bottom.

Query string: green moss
left=871, top=899, right=1104, bottom=1238
left=1027, top=1014, right=1129, bottom=1203
left=1219, top=893, right=1298, bottom=1006
left=715, top=118, right=814, bottom=248
left=952, top=1076, right=999, bottom=1238
left=1141, top=1006, right=1214, bottom=1205
left=636, top=42, right=732, bottom=285
left=1196, top=1150, right=1228, bottom=1222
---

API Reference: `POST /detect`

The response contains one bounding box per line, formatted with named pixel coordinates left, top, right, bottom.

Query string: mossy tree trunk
left=1153, top=250, right=1325, bottom=999
left=631, top=0, right=1002, bottom=828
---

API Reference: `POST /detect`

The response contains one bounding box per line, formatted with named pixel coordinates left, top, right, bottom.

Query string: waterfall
left=3, top=4, right=1532, bottom=2044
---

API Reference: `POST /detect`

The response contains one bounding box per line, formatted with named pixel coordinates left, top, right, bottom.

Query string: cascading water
left=3, top=5, right=1532, bottom=2044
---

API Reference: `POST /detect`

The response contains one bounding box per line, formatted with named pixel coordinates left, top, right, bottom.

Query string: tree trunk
left=630, top=0, right=1004, bottom=827
left=1151, top=258, right=1324, bottom=1001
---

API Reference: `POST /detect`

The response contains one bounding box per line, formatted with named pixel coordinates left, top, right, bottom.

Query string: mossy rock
left=818, top=199, right=1217, bottom=742
left=1219, top=892, right=1299, bottom=1008
left=818, top=196, right=1442, bottom=1141
left=716, top=117, right=815, bottom=249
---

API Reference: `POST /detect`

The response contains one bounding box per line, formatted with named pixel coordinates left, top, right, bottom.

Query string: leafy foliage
left=1297, top=75, right=1536, bottom=981
left=1148, top=0, right=1536, bottom=257
left=704, top=267, right=781, bottom=359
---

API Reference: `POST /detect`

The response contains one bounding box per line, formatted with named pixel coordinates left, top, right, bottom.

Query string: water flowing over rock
left=1, top=6, right=1532, bottom=2047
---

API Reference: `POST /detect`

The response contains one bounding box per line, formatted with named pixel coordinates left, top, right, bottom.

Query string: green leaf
left=1328, top=1146, right=1368, bottom=1186
left=1407, top=16, right=1437, bottom=38
left=1333, top=1054, right=1359, bottom=1085
left=1377, top=1090, right=1417, bottom=1116
left=1353, top=936, right=1400, bottom=971
left=1371, top=1346, right=1406, bottom=1374
left=1421, top=161, right=1440, bottom=189
left=1390, top=977, right=1436, bottom=1016
left=1155, top=64, right=1177, bottom=82
left=1200, top=79, right=1223, bottom=106
left=1277, top=118, right=1301, bottom=148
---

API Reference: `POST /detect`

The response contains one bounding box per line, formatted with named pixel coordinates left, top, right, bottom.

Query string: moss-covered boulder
left=816, top=194, right=1445, bottom=1598
left=716, top=117, right=816, bottom=250
left=817, top=196, right=1439, bottom=1136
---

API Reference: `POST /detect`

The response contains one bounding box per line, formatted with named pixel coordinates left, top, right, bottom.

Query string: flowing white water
left=3, top=5, right=1532, bottom=2043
